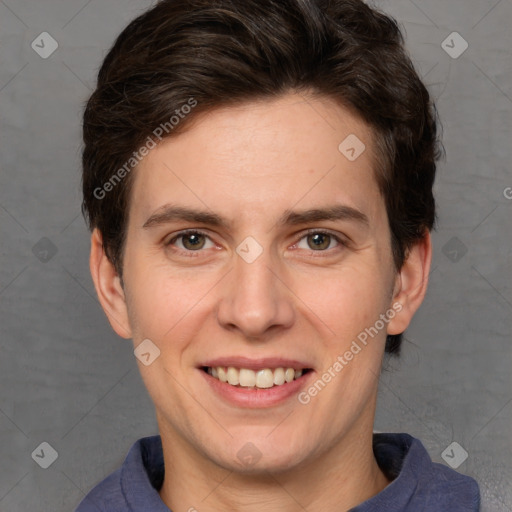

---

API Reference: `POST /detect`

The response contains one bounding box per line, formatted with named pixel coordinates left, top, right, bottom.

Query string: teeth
left=239, top=368, right=256, bottom=387
left=273, top=367, right=285, bottom=385
left=227, top=366, right=239, bottom=386
left=256, top=369, right=274, bottom=388
left=207, top=366, right=306, bottom=389
left=218, top=367, right=228, bottom=383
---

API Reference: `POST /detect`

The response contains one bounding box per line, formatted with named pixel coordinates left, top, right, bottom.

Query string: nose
left=216, top=245, right=295, bottom=339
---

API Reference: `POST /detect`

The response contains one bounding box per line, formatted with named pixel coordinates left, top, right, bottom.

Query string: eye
left=166, top=229, right=347, bottom=257
left=295, top=231, right=345, bottom=252
left=167, top=230, right=215, bottom=252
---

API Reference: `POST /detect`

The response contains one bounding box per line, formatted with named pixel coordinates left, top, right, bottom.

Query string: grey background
left=0, top=0, right=510, bottom=510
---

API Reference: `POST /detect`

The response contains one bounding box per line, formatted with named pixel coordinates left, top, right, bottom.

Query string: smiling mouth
left=202, top=366, right=312, bottom=389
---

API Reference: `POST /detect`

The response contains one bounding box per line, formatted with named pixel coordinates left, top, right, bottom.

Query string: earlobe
left=89, top=228, right=132, bottom=339
left=387, top=231, right=432, bottom=336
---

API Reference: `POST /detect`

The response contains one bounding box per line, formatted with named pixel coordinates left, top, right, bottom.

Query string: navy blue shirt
left=75, top=433, right=480, bottom=511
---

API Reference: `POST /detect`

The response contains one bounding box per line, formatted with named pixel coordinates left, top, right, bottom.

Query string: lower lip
left=200, top=369, right=314, bottom=408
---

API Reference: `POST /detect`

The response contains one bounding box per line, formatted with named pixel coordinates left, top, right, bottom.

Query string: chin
left=206, top=437, right=310, bottom=475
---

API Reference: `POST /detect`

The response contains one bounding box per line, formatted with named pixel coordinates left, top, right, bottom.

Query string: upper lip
left=200, top=356, right=314, bottom=371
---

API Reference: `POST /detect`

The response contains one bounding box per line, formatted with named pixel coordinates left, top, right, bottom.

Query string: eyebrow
left=142, top=203, right=369, bottom=230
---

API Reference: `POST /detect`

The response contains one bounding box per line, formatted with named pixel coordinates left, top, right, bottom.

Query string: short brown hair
left=81, top=0, right=443, bottom=354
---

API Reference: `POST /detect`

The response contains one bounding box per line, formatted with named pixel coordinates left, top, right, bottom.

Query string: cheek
left=126, top=259, right=220, bottom=340
left=292, top=262, right=391, bottom=343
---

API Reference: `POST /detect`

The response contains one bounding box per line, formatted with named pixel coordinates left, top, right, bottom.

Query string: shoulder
left=401, top=435, right=480, bottom=511
left=74, top=436, right=163, bottom=512
left=367, top=433, right=480, bottom=511
left=416, top=456, right=481, bottom=510
left=74, top=468, right=125, bottom=512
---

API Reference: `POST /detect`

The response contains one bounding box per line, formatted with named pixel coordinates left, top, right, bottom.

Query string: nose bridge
left=216, top=242, right=295, bottom=337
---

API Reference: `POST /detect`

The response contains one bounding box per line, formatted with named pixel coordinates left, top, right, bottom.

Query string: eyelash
left=165, top=228, right=348, bottom=258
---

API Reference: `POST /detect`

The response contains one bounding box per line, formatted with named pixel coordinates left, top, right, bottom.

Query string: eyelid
left=291, top=228, right=349, bottom=251
left=297, top=227, right=349, bottom=242
left=166, top=228, right=213, bottom=247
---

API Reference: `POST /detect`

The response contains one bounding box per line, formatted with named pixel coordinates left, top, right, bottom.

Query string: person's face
left=92, top=93, right=429, bottom=473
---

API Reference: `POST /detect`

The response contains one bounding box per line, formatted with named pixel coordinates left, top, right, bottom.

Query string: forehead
left=129, top=93, right=382, bottom=227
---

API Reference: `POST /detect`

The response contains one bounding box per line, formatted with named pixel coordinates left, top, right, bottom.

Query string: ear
left=89, top=228, right=132, bottom=339
left=387, top=231, right=432, bottom=336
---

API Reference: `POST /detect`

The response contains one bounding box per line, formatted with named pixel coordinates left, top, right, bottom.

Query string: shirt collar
left=121, top=435, right=170, bottom=511
left=120, top=432, right=424, bottom=511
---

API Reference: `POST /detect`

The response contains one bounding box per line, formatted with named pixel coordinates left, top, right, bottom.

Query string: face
left=96, top=93, right=420, bottom=473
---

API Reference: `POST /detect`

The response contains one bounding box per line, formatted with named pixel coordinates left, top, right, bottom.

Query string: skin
left=90, top=92, right=431, bottom=511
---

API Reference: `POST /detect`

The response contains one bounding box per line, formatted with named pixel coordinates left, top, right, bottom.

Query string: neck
left=157, top=408, right=391, bottom=511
